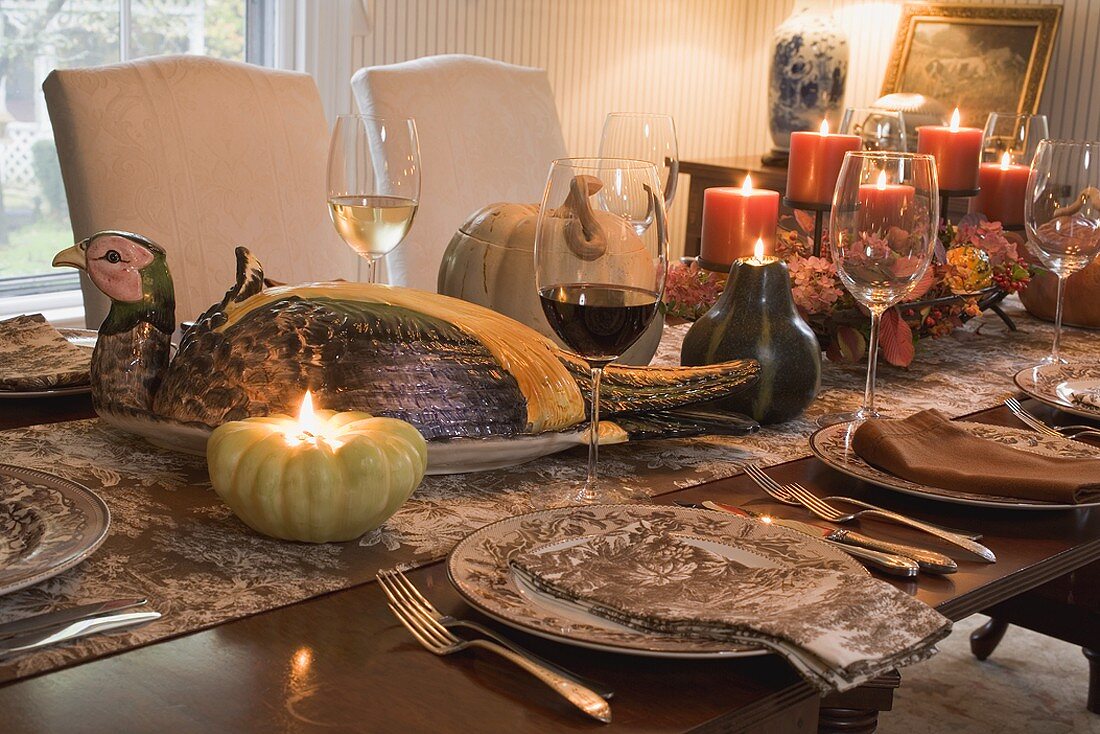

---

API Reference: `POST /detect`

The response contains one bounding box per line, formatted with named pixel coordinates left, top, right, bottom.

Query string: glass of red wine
left=535, top=158, right=669, bottom=503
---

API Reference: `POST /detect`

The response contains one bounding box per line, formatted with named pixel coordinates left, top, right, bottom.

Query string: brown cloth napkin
left=852, top=409, right=1100, bottom=504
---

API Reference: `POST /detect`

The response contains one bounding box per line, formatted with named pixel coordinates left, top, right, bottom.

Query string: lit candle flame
left=753, top=237, right=765, bottom=262
left=876, top=170, right=887, bottom=190
left=819, top=118, right=829, bottom=135
left=297, top=390, right=319, bottom=435
left=1000, top=151, right=1012, bottom=169
left=949, top=107, right=961, bottom=131
left=759, top=515, right=774, bottom=524
left=742, top=174, right=753, bottom=194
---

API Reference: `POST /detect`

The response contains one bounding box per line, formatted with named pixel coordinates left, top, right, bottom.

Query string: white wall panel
left=350, top=0, right=1098, bottom=255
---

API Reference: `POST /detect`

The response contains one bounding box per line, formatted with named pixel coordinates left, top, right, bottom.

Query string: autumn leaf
left=880, top=307, right=915, bottom=367
left=826, top=326, right=866, bottom=364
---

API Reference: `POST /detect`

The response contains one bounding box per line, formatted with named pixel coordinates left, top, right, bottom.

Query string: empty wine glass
left=982, top=113, right=1048, bottom=165
left=821, top=152, right=940, bottom=425
left=1025, top=139, right=1100, bottom=364
left=327, top=115, right=421, bottom=284
left=599, top=113, right=679, bottom=217
left=535, top=158, right=669, bottom=503
left=840, top=108, right=908, bottom=152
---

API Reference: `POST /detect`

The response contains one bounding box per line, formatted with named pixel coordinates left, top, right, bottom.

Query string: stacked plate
left=1014, top=364, right=1100, bottom=422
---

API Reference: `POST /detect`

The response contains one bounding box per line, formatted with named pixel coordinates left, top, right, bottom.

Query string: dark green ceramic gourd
left=681, top=258, right=821, bottom=424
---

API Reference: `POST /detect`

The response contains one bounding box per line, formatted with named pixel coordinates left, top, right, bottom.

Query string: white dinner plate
left=0, top=464, right=110, bottom=596
left=809, top=420, right=1100, bottom=510
left=447, top=503, right=865, bottom=658
left=1014, top=364, right=1100, bottom=422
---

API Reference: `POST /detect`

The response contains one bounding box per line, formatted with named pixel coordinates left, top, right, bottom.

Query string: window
left=0, top=0, right=270, bottom=310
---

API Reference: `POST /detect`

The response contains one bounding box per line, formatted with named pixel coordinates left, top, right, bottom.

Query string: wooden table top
left=1, top=395, right=1098, bottom=732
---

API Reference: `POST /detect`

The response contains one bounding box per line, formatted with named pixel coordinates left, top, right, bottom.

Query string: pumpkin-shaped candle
left=207, top=392, right=428, bottom=543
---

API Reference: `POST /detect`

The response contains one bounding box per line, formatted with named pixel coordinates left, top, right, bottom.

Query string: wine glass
left=1025, top=139, right=1100, bottom=364
left=982, top=113, right=1048, bottom=165
left=535, top=158, right=669, bottom=503
left=598, top=113, right=679, bottom=216
left=327, top=115, right=421, bottom=283
left=839, top=108, right=907, bottom=152
left=821, top=152, right=940, bottom=425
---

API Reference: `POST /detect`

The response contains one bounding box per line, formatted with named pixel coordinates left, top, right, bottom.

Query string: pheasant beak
left=53, top=240, right=88, bottom=271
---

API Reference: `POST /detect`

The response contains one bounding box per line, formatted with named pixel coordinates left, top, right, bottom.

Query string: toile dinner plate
left=447, top=503, right=865, bottom=658
left=0, top=328, right=96, bottom=399
left=1014, top=364, right=1100, bottom=421
left=809, top=420, right=1100, bottom=510
left=0, top=464, right=110, bottom=596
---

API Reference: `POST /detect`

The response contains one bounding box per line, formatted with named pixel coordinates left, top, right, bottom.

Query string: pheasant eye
left=105, top=250, right=122, bottom=264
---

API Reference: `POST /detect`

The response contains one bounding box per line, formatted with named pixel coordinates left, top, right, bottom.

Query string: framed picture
left=881, top=3, right=1061, bottom=125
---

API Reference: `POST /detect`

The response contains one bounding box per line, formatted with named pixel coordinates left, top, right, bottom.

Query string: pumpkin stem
left=558, top=174, right=607, bottom=261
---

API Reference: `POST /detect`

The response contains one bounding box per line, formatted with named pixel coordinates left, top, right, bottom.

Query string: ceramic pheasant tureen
left=53, top=231, right=758, bottom=470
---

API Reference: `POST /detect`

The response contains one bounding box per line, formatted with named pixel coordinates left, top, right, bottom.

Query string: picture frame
left=881, top=3, right=1061, bottom=126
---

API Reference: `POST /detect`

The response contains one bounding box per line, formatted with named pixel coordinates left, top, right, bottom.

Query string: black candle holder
left=782, top=197, right=830, bottom=257
left=939, top=187, right=980, bottom=227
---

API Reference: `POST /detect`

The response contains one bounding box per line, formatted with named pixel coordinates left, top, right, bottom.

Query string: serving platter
left=1014, top=364, right=1100, bottom=421
left=447, top=504, right=865, bottom=658
left=809, top=420, right=1100, bottom=509
left=0, top=464, right=110, bottom=596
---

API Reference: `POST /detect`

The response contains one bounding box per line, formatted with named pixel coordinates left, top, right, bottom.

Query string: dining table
left=1, top=298, right=1098, bottom=734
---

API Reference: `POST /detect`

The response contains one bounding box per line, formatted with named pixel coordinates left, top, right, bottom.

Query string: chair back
left=44, top=55, right=356, bottom=327
left=351, top=54, right=568, bottom=291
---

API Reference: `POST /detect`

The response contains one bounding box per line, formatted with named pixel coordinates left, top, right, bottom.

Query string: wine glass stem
left=1052, top=274, right=1067, bottom=362
left=362, top=257, right=379, bottom=285
left=585, top=366, right=603, bottom=492
left=863, top=307, right=885, bottom=416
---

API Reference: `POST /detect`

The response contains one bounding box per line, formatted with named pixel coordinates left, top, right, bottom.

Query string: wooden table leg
left=969, top=618, right=1010, bottom=660
left=1085, top=648, right=1100, bottom=714
left=818, top=672, right=900, bottom=734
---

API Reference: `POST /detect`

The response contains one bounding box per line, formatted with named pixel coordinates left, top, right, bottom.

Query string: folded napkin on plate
left=853, top=409, right=1100, bottom=504
left=0, top=314, right=91, bottom=391
left=1063, top=383, right=1100, bottom=410
left=509, top=530, right=950, bottom=694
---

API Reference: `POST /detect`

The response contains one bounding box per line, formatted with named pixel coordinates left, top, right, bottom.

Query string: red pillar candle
left=786, top=120, right=862, bottom=205
left=858, top=171, right=916, bottom=227
left=970, top=152, right=1030, bottom=226
left=917, top=108, right=983, bottom=191
left=699, top=175, right=780, bottom=270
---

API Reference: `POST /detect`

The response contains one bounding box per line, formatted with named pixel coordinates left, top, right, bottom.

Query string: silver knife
left=693, top=502, right=919, bottom=578
left=0, top=599, right=148, bottom=640
left=0, top=610, right=161, bottom=657
left=700, top=501, right=956, bottom=574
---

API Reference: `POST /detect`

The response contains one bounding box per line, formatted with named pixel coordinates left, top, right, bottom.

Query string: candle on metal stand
left=786, top=119, right=862, bottom=205
left=971, top=152, right=1030, bottom=227
left=858, top=170, right=916, bottom=226
left=917, top=108, right=983, bottom=192
left=699, top=175, right=780, bottom=271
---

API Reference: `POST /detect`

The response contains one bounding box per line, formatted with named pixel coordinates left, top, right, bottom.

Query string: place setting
left=2, top=5, right=1100, bottom=731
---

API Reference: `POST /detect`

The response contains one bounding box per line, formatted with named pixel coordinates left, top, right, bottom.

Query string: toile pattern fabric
left=0, top=299, right=1093, bottom=682
left=0, top=315, right=91, bottom=391
left=509, top=524, right=951, bottom=693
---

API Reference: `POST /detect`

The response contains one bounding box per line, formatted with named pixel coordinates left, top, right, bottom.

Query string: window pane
left=1, top=2, right=119, bottom=281
left=131, top=0, right=246, bottom=61
left=0, top=0, right=247, bottom=289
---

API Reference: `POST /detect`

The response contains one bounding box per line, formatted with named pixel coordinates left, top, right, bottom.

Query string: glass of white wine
left=327, top=115, right=421, bottom=283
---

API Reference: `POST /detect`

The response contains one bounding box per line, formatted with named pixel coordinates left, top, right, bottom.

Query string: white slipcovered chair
left=351, top=54, right=568, bottom=292
left=44, top=55, right=357, bottom=328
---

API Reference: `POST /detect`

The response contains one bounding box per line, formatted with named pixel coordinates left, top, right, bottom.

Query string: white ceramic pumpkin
left=437, top=202, right=665, bottom=366
left=207, top=408, right=427, bottom=543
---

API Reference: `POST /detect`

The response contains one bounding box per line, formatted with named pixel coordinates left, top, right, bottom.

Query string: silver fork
left=380, top=573, right=612, bottom=723
left=743, top=464, right=996, bottom=562
left=1004, top=397, right=1100, bottom=440
left=377, top=569, right=613, bottom=699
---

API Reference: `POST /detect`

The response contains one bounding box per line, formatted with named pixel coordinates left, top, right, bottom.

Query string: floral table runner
left=0, top=299, right=1093, bottom=683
